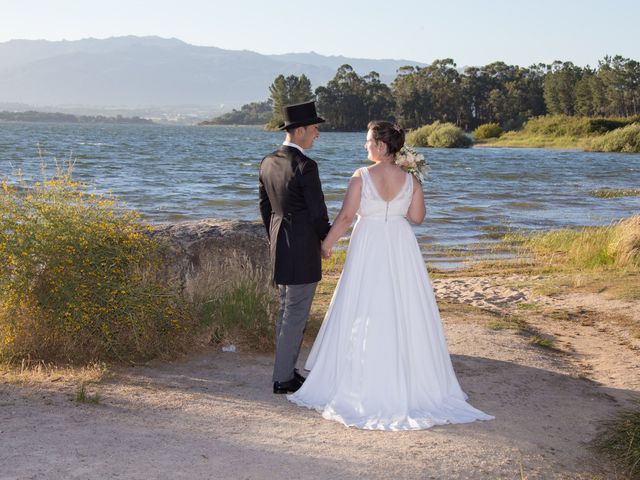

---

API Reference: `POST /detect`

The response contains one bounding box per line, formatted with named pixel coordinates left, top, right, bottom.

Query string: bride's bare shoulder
left=352, top=167, right=364, bottom=178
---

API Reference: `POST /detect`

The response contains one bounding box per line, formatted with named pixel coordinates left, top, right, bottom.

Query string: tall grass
left=504, top=215, right=640, bottom=271
left=594, top=402, right=640, bottom=478
left=189, top=254, right=278, bottom=351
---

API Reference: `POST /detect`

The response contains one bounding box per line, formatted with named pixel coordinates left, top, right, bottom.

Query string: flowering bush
left=0, top=167, right=195, bottom=363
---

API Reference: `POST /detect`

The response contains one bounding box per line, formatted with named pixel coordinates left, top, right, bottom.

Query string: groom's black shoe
left=273, top=377, right=302, bottom=394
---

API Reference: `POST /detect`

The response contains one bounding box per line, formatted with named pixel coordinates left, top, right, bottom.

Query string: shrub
left=584, top=122, right=640, bottom=153
left=405, top=121, right=443, bottom=147
left=427, top=123, right=473, bottom=148
left=473, top=123, right=504, bottom=140
left=0, top=167, right=195, bottom=363
left=407, top=121, right=472, bottom=148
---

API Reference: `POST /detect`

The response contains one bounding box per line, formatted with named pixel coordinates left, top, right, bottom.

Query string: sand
left=2, top=273, right=639, bottom=479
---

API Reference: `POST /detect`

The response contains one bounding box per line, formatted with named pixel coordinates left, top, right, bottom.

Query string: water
left=2, top=122, right=640, bottom=265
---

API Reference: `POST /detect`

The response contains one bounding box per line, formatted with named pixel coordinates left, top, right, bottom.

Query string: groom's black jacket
left=259, top=145, right=331, bottom=285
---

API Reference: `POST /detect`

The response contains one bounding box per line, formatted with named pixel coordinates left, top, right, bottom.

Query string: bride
left=287, top=121, right=494, bottom=430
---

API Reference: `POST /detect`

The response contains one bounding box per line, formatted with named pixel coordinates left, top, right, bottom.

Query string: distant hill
left=0, top=36, right=425, bottom=116
left=0, top=110, right=153, bottom=124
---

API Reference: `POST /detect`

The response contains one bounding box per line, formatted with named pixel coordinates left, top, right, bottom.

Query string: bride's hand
left=321, top=241, right=332, bottom=259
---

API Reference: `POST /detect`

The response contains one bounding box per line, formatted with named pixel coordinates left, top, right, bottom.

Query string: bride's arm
left=321, top=173, right=362, bottom=256
left=406, top=176, right=426, bottom=224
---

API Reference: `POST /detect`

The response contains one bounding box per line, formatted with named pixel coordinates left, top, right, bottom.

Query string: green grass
left=322, top=248, right=348, bottom=276
left=192, top=256, right=278, bottom=352
left=515, top=302, right=540, bottom=311
left=481, top=133, right=583, bottom=149
left=486, top=315, right=526, bottom=331
left=527, top=335, right=556, bottom=350
left=75, top=382, right=101, bottom=404
left=594, top=402, right=640, bottom=478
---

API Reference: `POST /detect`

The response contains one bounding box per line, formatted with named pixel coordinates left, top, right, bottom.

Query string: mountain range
left=0, top=36, right=425, bottom=120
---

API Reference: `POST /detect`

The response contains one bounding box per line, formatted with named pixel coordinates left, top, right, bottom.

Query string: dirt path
left=2, top=274, right=639, bottom=479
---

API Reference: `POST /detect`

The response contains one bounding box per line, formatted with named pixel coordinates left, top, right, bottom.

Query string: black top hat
left=278, top=101, right=325, bottom=130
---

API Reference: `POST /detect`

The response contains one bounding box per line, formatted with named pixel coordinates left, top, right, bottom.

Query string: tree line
left=0, top=111, right=153, bottom=124
left=265, top=55, right=640, bottom=131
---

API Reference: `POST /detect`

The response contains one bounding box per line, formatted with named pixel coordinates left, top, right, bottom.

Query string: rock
left=150, top=219, right=271, bottom=295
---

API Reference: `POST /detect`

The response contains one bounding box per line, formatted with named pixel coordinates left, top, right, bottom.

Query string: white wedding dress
left=288, top=167, right=494, bottom=430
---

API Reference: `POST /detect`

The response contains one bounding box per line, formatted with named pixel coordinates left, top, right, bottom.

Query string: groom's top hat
left=278, top=100, right=325, bottom=131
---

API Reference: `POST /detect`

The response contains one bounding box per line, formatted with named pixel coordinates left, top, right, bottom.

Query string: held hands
left=321, top=240, right=333, bottom=259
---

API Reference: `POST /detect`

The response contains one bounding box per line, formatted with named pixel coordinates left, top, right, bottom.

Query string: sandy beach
left=2, top=271, right=639, bottom=479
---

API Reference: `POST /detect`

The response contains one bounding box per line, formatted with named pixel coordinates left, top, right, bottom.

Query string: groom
left=259, top=100, right=331, bottom=394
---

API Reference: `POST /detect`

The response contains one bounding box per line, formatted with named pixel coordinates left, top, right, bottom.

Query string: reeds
left=504, top=215, right=640, bottom=271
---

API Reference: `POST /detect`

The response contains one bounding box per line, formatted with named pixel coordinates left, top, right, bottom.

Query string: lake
left=1, top=122, right=639, bottom=266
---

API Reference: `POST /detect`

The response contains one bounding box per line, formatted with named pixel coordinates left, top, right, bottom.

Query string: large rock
left=151, top=219, right=271, bottom=295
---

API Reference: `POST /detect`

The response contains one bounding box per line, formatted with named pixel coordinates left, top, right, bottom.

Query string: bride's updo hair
left=367, top=120, right=405, bottom=156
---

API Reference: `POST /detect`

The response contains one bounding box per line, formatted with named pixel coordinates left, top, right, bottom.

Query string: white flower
left=394, top=146, right=427, bottom=183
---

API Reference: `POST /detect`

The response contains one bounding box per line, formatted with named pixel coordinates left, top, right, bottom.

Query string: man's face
left=298, top=124, right=320, bottom=149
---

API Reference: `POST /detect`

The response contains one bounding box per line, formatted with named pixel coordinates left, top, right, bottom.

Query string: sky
left=1, top=0, right=639, bottom=67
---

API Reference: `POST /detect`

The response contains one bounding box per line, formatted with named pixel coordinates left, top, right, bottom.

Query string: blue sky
left=1, top=0, right=638, bottom=67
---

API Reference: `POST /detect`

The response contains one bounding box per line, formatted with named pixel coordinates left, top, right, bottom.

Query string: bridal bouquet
left=395, top=146, right=427, bottom=184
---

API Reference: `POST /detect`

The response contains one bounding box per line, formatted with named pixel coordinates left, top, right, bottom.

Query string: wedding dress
left=288, top=167, right=494, bottom=430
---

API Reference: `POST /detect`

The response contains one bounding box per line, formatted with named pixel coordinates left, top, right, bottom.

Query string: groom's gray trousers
left=272, top=282, right=317, bottom=382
